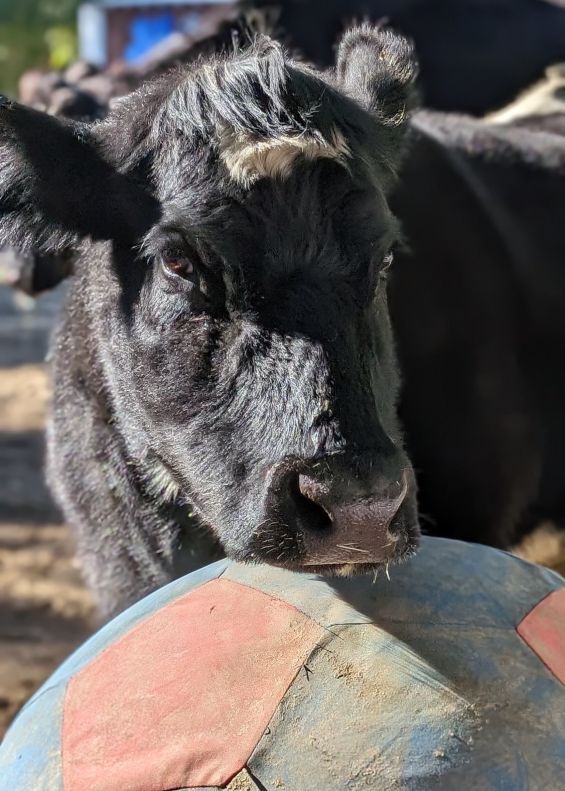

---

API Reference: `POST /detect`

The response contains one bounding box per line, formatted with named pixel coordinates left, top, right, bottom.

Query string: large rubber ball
left=1, top=537, right=564, bottom=790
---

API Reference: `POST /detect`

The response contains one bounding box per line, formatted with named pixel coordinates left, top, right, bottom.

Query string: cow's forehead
left=132, top=42, right=394, bottom=263
left=148, top=42, right=375, bottom=180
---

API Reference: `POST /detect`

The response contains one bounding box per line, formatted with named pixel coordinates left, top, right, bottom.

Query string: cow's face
left=0, top=26, right=420, bottom=574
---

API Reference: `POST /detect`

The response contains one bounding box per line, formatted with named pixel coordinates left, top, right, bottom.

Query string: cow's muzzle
left=260, top=457, right=418, bottom=572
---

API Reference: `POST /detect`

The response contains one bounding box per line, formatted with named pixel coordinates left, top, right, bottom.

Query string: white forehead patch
left=219, top=127, right=351, bottom=187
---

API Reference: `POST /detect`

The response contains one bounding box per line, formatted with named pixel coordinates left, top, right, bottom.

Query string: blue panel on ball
left=0, top=683, right=64, bottom=791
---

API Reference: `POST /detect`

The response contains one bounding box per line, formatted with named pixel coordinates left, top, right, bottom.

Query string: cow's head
left=0, top=26, right=420, bottom=575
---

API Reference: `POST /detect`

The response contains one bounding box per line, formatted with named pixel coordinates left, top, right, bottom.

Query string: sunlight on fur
left=144, top=459, right=181, bottom=503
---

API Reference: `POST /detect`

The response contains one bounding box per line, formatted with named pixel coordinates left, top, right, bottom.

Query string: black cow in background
left=389, top=113, right=565, bottom=547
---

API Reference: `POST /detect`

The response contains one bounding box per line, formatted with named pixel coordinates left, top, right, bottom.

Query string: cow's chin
left=299, top=561, right=384, bottom=578
left=240, top=520, right=420, bottom=577
left=297, top=542, right=418, bottom=578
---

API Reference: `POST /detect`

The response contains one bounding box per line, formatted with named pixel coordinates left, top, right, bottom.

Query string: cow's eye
left=162, top=256, right=194, bottom=280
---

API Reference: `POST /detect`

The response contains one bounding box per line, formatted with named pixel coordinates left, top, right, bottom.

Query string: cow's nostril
left=291, top=475, right=333, bottom=532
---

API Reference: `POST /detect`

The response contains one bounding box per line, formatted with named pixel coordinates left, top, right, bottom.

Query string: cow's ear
left=0, top=98, right=159, bottom=254
left=336, top=25, right=417, bottom=132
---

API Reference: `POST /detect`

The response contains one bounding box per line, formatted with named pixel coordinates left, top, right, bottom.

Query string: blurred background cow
left=1, top=0, right=565, bottom=734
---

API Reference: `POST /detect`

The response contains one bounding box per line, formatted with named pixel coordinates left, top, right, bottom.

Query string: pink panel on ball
left=517, top=588, right=565, bottom=685
left=62, top=578, right=323, bottom=791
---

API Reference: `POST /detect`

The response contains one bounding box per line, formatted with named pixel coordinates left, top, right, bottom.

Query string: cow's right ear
left=0, top=98, right=159, bottom=254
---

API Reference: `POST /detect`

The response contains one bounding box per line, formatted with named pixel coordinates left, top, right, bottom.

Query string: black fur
left=0, top=28, right=419, bottom=615
left=390, top=112, right=565, bottom=547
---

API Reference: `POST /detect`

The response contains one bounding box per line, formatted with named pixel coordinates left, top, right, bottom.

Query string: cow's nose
left=294, top=469, right=409, bottom=566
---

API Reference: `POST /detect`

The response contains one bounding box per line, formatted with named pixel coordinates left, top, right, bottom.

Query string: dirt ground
left=0, top=279, right=564, bottom=740
left=0, top=282, right=96, bottom=736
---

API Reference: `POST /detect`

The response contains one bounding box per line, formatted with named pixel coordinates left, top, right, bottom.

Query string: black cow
left=389, top=112, right=565, bottom=548
left=0, top=27, right=421, bottom=615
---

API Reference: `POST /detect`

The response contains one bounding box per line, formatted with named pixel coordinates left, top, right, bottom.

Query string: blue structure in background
left=78, top=1, right=236, bottom=68
left=124, top=12, right=175, bottom=63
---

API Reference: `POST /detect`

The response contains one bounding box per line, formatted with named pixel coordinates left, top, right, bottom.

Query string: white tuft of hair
left=219, top=126, right=350, bottom=187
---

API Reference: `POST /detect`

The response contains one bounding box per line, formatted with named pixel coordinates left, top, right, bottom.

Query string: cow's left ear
left=0, top=98, right=159, bottom=254
left=336, top=25, right=418, bottom=134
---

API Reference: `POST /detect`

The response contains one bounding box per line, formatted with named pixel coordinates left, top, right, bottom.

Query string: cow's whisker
left=336, top=544, right=370, bottom=554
